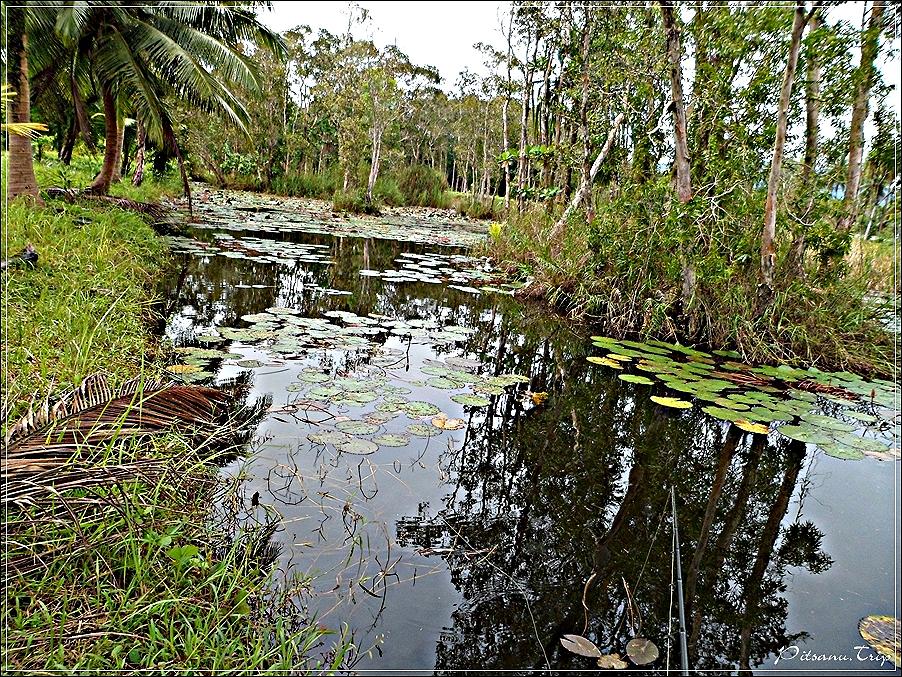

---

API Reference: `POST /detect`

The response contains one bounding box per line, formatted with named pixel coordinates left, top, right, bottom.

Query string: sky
left=258, top=1, right=900, bottom=119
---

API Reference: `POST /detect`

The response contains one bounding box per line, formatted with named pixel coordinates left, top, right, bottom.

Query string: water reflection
left=160, top=218, right=897, bottom=673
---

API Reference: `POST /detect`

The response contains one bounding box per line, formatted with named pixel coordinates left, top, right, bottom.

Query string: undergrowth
left=485, top=180, right=898, bottom=378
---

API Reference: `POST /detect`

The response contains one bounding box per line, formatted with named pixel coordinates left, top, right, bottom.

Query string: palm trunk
left=132, top=118, right=147, bottom=187
left=6, top=9, right=42, bottom=203
left=111, top=115, right=126, bottom=182
left=90, top=86, right=120, bottom=195
left=839, top=1, right=886, bottom=233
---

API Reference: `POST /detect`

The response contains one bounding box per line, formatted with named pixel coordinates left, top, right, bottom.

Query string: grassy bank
left=3, top=156, right=344, bottom=671
left=485, top=189, right=898, bottom=378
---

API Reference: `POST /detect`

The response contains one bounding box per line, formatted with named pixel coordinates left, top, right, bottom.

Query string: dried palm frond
left=2, top=373, right=264, bottom=499
left=45, top=186, right=172, bottom=221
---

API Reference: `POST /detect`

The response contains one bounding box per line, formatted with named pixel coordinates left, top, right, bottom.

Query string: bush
left=270, top=169, right=338, bottom=200
left=332, top=188, right=379, bottom=215
left=396, top=164, right=450, bottom=207
left=373, top=175, right=404, bottom=206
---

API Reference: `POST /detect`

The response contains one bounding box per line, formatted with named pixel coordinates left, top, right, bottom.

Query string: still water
left=162, top=189, right=900, bottom=674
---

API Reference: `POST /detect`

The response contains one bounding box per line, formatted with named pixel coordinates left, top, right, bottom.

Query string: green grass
left=2, top=193, right=170, bottom=423
left=3, top=434, right=340, bottom=672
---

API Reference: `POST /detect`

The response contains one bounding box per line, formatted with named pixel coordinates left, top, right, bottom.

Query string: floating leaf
left=403, top=401, right=441, bottom=417
left=777, top=424, right=834, bottom=445
left=235, top=359, right=264, bottom=368
left=734, top=420, right=771, bottom=435
left=560, top=634, right=602, bottom=658
left=618, top=374, right=654, bottom=385
left=337, top=439, right=378, bottom=455
left=452, top=393, right=491, bottom=407
left=307, top=431, right=351, bottom=445
left=703, top=406, right=744, bottom=422
left=819, top=442, right=865, bottom=461
left=335, top=420, right=379, bottom=435
left=407, top=422, right=440, bottom=437
left=597, top=654, right=629, bottom=669
left=298, top=371, right=331, bottom=383
left=587, top=356, right=623, bottom=369
left=625, top=637, right=659, bottom=666
left=432, top=415, right=465, bottom=430
left=373, top=433, right=409, bottom=447
left=426, top=377, right=463, bottom=390
left=858, top=615, right=900, bottom=667
left=650, top=396, right=692, bottom=409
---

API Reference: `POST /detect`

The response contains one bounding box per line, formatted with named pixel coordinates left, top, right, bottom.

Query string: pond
left=160, top=188, right=900, bottom=674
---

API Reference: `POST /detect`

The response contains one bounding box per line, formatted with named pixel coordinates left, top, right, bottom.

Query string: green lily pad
left=818, top=442, right=865, bottom=461
left=335, top=420, right=380, bottom=435
left=337, top=439, right=379, bottom=455
left=308, top=431, right=352, bottom=445
left=235, top=359, right=265, bottom=368
left=407, top=423, right=440, bottom=437
left=373, top=434, right=410, bottom=447
left=451, top=394, right=491, bottom=407
left=403, top=401, right=441, bottom=417
left=703, top=406, right=744, bottom=422
left=618, top=374, right=655, bottom=385
left=799, top=413, right=855, bottom=432
left=298, top=371, right=332, bottom=383
left=777, top=424, right=834, bottom=445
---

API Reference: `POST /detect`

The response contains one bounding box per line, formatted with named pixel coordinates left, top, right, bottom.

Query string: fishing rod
left=671, top=487, right=690, bottom=676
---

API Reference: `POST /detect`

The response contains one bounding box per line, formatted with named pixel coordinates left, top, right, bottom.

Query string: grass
left=484, top=188, right=898, bottom=378
left=2, top=166, right=173, bottom=424
left=3, top=153, right=348, bottom=672
left=4, top=431, right=341, bottom=672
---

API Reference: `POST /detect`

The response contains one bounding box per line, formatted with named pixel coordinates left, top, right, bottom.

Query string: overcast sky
left=258, top=1, right=900, bottom=118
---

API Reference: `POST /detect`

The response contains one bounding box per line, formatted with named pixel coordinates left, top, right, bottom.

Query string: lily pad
left=337, top=439, right=379, bottom=455
left=432, top=415, right=465, bottom=430
left=335, top=420, right=380, bottom=435
left=618, top=374, right=654, bottom=385
left=403, top=401, right=442, bottom=417
left=426, top=377, right=462, bottom=390
left=625, top=637, right=659, bottom=666
left=407, top=422, right=440, bottom=437
left=451, top=393, right=491, bottom=407
left=307, top=431, right=351, bottom=445
left=735, top=420, right=771, bottom=435
left=650, top=396, right=692, bottom=409
left=235, top=359, right=265, bottom=368
left=298, top=371, right=332, bottom=383
left=587, top=356, right=623, bottom=369
left=858, top=615, right=900, bottom=667
left=372, top=434, right=410, bottom=447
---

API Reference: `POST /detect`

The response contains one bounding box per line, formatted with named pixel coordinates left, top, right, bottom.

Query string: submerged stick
left=671, top=487, right=690, bottom=676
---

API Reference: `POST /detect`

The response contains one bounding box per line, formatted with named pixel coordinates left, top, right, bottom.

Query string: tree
left=5, top=7, right=43, bottom=202
left=759, top=2, right=809, bottom=302
left=49, top=4, right=283, bottom=195
left=838, top=1, right=887, bottom=232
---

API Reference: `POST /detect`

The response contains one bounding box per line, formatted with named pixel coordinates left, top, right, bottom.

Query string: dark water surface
left=161, top=191, right=900, bottom=675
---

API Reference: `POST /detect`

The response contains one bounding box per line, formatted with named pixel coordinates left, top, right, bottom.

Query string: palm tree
left=5, top=7, right=43, bottom=202
left=51, top=3, right=283, bottom=195
left=6, top=3, right=283, bottom=200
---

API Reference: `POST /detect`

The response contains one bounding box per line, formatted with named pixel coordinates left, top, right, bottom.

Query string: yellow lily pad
left=734, top=420, right=771, bottom=435
left=650, top=395, right=692, bottom=409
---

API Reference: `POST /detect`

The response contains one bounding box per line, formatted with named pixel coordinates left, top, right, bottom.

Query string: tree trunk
left=132, top=118, right=147, bottom=187
left=6, top=9, right=42, bottom=203
left=660, top=1, right=692, bottom=204
left=502, top=11, right=514, bottom=213
left=786, top=10, right=823, bottom=279
left=660, top=1, right=695, bottom=313
left=516, top=36, right=535, bottom=211
left=90, top=86, right=121, bottom=195
left=366, top=125, right=383, bottom=209
left=577, top=13, right=593, bottom=211
left=111, top=115, right=126, bottom=183
left=759, top=2, right=807, bottom=301
left=838, top=0, right=886, bottom=233
left=59, top=117, right=77, bottom=166
left=553, top=112, right=625, bottom=234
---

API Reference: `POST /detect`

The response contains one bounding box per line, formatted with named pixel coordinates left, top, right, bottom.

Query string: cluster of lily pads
left=588, top=335, right=900, bottom=462
left=359, top=252, right=524, bottom=296
left=277, top=359, right=529, bottom=455
left=164, top=233, right=334, bottom=267
left=188, top=188, right=487, bottom=248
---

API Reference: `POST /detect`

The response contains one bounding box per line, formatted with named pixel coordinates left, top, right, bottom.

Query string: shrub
left=396, top=164, right=449, bottom=207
